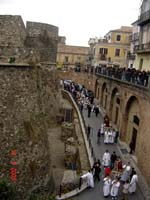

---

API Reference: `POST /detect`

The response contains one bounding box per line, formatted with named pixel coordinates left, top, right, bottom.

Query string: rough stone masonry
left=0, top=63, right=61, bottom=199
left=0, top=15, right=58, bottom=64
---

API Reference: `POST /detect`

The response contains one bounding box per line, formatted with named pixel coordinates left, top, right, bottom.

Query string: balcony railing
left=131, top=33, right=139, bottom=42
left=99, top=54, right=107, bottom=61
left=127, top=52, right=136, bottom=60
left=134, top=43, right=150, bottom=52
left=137, top=9, right=150, bottom=25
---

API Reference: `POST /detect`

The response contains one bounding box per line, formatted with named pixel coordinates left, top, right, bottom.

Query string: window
left=139, top=58, right=143, bottom=70
left=64, top=108, right=73, bottom=123
left=115, top=49, right=120, bottom=56
left=130, top=64, right=133, bottom=68
left=116, top=35, right=121, bottom=41
left=65, top=56, right=68, bottom=63
left=99, top=48, right=108, bottom=54
left=116, top=98, right=120, bottom=104
left=93, top=48, right=95, bottom=55
left=77, top=56, right=81, bottom=61
left=108, top=57, right=111, bottom=62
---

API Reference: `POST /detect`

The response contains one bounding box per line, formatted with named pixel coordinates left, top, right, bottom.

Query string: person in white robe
left=110, top=177, right=120, bottom=199
left=129, top=172, right=138, bottom=194
left=100, top=124, right=104, bottom=136
left=104, top=130, right=109, bottom=144
left=112, top=130, right=116, bottom=143
left=102, top=150, right=111, bottom=167
left=81, top=170, right=94, bottom=188
left=103, top=176, right=111, bottom=197
left=108, top=129, right=113, bottom=144
left=121, top=162, right=131, bottom=182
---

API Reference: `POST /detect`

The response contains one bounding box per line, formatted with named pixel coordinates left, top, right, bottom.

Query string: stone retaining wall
left=0, top=63, right=61, bottom=198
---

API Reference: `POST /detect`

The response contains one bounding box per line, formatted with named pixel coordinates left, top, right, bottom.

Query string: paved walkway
left=73, top=108, right=144, bottom=200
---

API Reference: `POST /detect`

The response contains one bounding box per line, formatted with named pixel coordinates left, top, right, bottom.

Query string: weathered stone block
left=61, top=170, right=79, bottom=193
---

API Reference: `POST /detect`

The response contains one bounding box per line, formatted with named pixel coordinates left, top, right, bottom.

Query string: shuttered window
left=64, top=108, right=73, bottom=123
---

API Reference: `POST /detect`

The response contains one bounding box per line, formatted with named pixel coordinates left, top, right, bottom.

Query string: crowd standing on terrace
left=63, top=79, right=139, bottom=200
left=94, top=65, right=149, bottom=87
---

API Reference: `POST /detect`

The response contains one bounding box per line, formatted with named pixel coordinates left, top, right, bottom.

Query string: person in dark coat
left=95, top=106, right=99, bottom=117
left=111, top=151, right=117, bottom=169
left=92, top=160, right=101, bottom=181
left=129, top=141, right=134, bottom=154
left=97, top=129, right=101, bottom=144
left=87, top=124, right=91, bottom=139
left=87, top=104, right=92, bottom=118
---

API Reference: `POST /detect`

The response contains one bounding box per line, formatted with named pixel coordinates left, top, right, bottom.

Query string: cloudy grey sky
left=0, top=0, right=142, bottom=46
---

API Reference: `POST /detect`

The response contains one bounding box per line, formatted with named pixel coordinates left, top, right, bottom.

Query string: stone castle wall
left=0, top=64, right=61, bottom=198
left=0, top=15, right=58, bottom=64
left=0, top=15, right=26, bottom=47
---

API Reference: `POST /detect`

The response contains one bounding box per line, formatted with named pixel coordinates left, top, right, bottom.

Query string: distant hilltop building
left=89, top=26, right=132, bottom=68
left=0, top=15, right=58, bottom=64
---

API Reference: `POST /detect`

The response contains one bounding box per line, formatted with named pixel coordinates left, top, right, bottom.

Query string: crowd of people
left=81, top=150, right=138, bottom=200
left=95, top=65, right=149, bottom=87
left=63, top=79, right=139, bottom=200
left=63, top=79, right=99, bottom=119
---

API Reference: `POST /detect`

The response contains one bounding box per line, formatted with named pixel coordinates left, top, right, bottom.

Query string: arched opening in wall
left=110, top=88, right=120, bottom=125
left=100, top=82, right=107, bottom=108
left=100, top=82, right=106, bottom=106
left=104, top=88, right=107, bottom=109
left=124, top=96, right=140, bottom=154
left=95, top=79, right=100, bottom=99
left=97, top=87, right=100, bottom=99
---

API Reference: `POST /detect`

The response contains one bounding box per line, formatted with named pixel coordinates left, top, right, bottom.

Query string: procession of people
left=63, top=80, right=140, bottom=200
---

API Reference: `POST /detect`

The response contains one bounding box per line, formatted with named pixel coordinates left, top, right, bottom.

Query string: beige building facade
left=95, top=75, right=150, bottom=187
left=57, top=36, right=89, bottom=69
left=89, top=26, right=132, bottom=68
left=58, top=69, right=150, bottom=189
left=134, top=0, right=150, bottom=71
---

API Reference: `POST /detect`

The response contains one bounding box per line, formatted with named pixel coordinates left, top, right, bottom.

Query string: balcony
left=99, top=54, right=107, bottom=61
left=134, top=43, right=150, bottom=53
left=137, top=9, right=150, bottom=26
left=131, top=33, right=139, bottom=42
left=127, top=52, right=136, bottom=60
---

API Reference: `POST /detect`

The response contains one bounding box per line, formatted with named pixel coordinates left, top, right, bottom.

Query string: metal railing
left=138, top=9, right=150, bottom=25
left=135, top=43, right=150, bottom=52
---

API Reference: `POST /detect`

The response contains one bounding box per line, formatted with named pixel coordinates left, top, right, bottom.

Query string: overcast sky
left=0, top=0, right=142, bottom=46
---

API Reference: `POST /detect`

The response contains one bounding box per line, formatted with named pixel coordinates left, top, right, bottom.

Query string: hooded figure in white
left=102, top=150, right=111, bottom=167
left=129, top=172, right=138, bottom=193
left=104, top=130, right=109, bottom=144
left=103, top=176, right=111, bottom=197
left=110, top=177, right=120, bottom=198
left=81, top=170, right=94, bottom=188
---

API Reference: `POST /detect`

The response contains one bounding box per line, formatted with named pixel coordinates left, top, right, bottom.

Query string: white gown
left=102, top=152, right=111, bottom=167
left=103, top=177, right=111, bottom=197
left=104, top=131, right=109, bottom=144
left=101, top=124, right=104, bottom=135
left=110, top=180, right=120, bottom=197
left=81, top=172, right=94, bottom=188
left=129, top=174, right=138, bottom=193
left=112, top=131, right=116, bottom=143
left=108, top=131, right=113, bottom=143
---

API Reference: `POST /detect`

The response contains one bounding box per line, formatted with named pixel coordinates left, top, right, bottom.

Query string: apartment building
left=89, top=26, right=132, bottom=68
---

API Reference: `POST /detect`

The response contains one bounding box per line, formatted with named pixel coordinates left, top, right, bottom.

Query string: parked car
left=87, top=90, right=94, bottom=98
left=63, top=80, right=72, bottom=85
